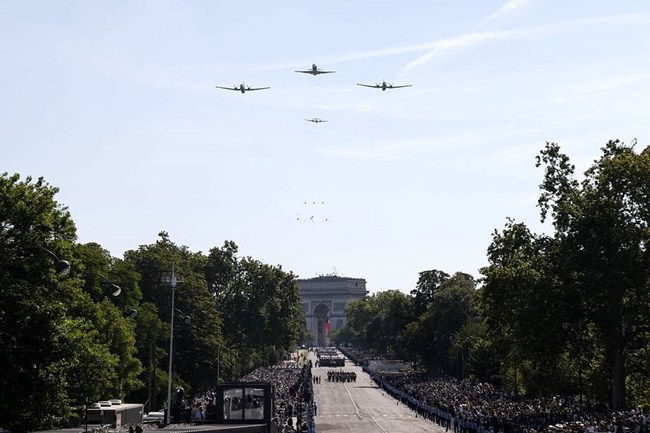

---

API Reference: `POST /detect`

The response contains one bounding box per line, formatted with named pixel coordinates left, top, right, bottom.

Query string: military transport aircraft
left=295, top=64, right=335, bottom=75
left=215, top=83, right=270, bottom=93
left=357, top=80, right=412, bottom=91
left=305, top=118, right=328, bottom=123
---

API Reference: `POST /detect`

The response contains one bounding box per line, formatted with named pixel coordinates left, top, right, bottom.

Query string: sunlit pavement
left=311, top=351, right=445, bottom=433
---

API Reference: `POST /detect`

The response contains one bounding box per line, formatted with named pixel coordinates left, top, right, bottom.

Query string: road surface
left=312, top=354, right=445, bottom=433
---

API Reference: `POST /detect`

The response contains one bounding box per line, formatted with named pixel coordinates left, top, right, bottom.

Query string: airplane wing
left=215, top=86, right=239, bottom=91
left=356, top=83, right=379, bottom=88
left=389, top=84, right=412, bottom=89
left=294, top=69, right=335, bottom=74
left=246, top=86, right=270, bottom=91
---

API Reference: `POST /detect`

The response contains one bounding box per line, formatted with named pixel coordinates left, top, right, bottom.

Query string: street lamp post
left=94, top=273, right=122, bottom=297
left=32, top=246, right=71, bottom=276
left=84, top=274, right=122, bottom=433
left=84, top=398, right=88, bottom=433
left=28, top=252, right=123, bottom=431
left=165, top=265, right=181, bottom=425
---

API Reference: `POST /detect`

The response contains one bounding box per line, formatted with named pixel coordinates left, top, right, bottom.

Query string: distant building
left=298, top=275, right=368, bottom=347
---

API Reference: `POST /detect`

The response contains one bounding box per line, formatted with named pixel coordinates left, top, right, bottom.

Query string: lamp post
left=175, top=309, right=191, bottom=325
left=164, top=264, right=181, bottom=425
left=94, top=273, right=122, bottom=297
left=32, top=246, right=71, bottom=276
left=84, top=273, right=122, bottom=433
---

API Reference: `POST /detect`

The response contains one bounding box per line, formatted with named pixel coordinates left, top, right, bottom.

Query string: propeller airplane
left=295, top=64, right=335, bottom=75
left=216, top=83, right=270, bottom=93
left=305, top=118, right=328, bottom=123
left=357, top=80, right=412, bottom=91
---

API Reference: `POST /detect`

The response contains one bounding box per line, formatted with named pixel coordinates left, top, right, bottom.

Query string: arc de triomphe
left=298, top=275, right=368, bottom=347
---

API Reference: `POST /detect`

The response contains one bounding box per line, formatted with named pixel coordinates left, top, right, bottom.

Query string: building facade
left=298, top=275, right=368, bottom=347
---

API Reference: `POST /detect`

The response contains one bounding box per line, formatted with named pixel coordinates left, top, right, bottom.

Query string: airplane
left=295, top=64, right=335, bottom=75
left=215, top=83, right=270, bottom=93
left=305, top=118, right=328, bottom=123
left=356, top=80, right=412, bottom=91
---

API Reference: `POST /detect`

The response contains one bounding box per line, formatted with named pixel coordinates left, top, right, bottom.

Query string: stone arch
left=313, top=303, right=330, bottom=347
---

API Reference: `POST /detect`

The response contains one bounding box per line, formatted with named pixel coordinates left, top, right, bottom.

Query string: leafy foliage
left=337, top=290, right=414, bottom=358
left=481, top=140, right=650, bottom=408
left=0, top=174, right=307, bottom=430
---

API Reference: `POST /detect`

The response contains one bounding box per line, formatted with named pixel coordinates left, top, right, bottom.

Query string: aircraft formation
left=215, top=63, right=412, bottom=121
left=297, top=201, right=330, bottom=223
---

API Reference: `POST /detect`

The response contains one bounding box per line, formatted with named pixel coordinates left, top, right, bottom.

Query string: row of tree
left=0, top=173, right=307, bottom=432
left=334, top=140, right=650, bottom=411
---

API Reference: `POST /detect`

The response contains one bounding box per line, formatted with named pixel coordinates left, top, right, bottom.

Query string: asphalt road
left=312, top=355, right=445, bottom=433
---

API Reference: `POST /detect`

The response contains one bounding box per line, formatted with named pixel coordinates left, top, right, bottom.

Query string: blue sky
left=2, top=1, right=649, bottom=293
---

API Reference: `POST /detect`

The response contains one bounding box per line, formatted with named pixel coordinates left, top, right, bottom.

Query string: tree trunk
left=611, top=343, right=626, bottom=409
left=148, top=339, right=153, bottom=411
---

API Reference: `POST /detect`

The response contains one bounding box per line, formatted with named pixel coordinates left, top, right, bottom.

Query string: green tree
left=71, top=242, right=144, bottom=400
left=403, top=272, right=478, bottom=375
left=130, top=301, right=167, bottom=412
left=123, top=232, right=224, bottom=407
left=481, top=140, right=650, bottom=407
left=0, top=174, right=113, bottom=431
left=480, top=220, right=578, bottom=395
left=338, top=296, right=375, bottom=348
left=339, top=290, right=414, bottom=358
left=410, top=269, right=450, bottom=315
left=210, top=252, right=303, bottom=377
left=536, top=140, right=650, bottom=408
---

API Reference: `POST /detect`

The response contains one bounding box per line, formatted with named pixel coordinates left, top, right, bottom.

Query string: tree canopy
left=339, top=139, right=650, bottom=411
left=482, top=140, right=650, bottom=408
left=0, top=173, right=306, bottom=431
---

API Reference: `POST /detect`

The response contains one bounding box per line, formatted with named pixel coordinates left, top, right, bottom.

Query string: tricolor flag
left=326, top=314, right=331, bottom=333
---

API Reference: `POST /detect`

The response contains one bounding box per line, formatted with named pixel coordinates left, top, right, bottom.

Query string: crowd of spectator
left=172, top=354, right=315, bottom=433
left=241, top=363, right=311, bottom=431
left=176, top=345, right=650, bottom=433
left=376, top=372, right=650, bottom=433
left=340, top=346, right=650, bottom=433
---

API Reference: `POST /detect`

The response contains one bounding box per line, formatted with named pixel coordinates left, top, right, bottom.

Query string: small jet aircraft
left=305, top=118, right=328, bottom=123
left=295, top=64, right=335, bottom=75
left=357, top=80, right=412, bottom=91
left=215, top=83, right=270, bottom=93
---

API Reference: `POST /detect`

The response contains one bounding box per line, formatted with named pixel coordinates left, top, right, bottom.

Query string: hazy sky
left=2, top=1, right=649, bottom=293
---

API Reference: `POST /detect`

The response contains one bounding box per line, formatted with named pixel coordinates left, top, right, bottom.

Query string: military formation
left=326, top=370, right=357, bottom=383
